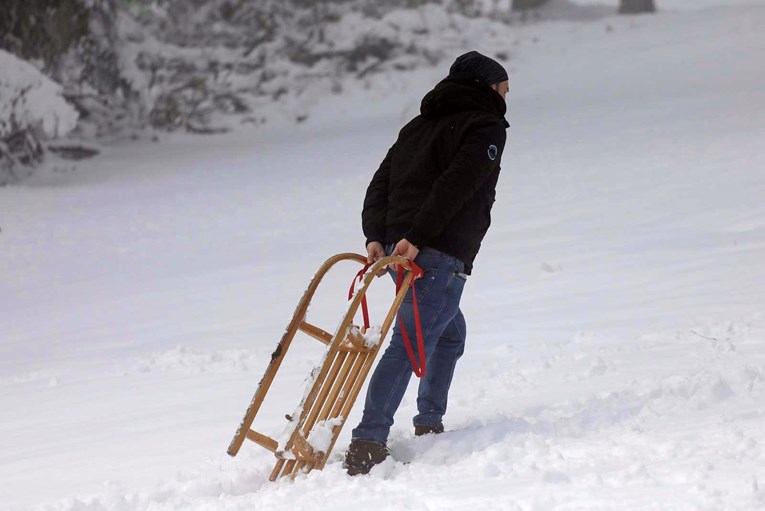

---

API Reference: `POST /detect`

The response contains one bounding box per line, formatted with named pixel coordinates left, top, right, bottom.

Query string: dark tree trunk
left=0, top=0, right=90, bottom=69
left=619, top=0, right=657, bottom=14
left=512, top=0, right=550, bottom=11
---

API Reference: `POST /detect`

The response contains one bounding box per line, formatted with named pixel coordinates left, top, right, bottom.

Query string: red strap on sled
left=348, top=265, right=372, bottom=329
left=347, top=261, right=427, bottom=377
left=396, top=265, right=426, bottom=377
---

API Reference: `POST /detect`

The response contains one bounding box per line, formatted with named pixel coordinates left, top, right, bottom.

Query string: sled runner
left=227, top=253, right=423, bottom=480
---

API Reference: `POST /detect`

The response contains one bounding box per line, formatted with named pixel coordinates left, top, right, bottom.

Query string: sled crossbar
left=299, top=321, right=332, bottom=344
left=227, top=253, right=418, bottom=480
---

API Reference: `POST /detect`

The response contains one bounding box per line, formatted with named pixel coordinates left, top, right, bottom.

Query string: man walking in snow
left=344, top=50, right=510, bottom=475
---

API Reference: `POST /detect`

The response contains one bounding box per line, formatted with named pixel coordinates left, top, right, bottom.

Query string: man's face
left=492, top=80, right=510, bottom=100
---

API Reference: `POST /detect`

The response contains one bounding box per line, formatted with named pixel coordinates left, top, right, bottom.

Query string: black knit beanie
left=447, top=51, right=508, bottom=85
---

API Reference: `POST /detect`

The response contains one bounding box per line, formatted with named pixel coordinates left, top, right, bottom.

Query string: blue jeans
left=351, top=246, right=468, bottom=444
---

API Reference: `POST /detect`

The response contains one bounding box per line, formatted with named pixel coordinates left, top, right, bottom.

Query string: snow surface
left=2, top=2, right=765, bottom=510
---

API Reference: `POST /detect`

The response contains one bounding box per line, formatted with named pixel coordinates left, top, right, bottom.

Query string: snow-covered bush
left=1, top=0, right=142, bottom=139
left=0, top=50, right=78, bottom=185
left=116, top=0, right=526, bottom=131
left=0, top=50, right=79, bottom=139
left=2, top=0, right=575, bottom=146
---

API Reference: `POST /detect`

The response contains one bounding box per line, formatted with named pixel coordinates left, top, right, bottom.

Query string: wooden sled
left=227, top=253, right=421, bottom=480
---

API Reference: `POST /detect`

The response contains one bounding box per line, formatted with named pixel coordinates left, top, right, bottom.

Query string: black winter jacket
left=362, top=78, right=509, bottom=274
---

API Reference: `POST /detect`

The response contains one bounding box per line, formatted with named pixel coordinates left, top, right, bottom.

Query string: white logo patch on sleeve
left=488, top=144, right=498, bottom=160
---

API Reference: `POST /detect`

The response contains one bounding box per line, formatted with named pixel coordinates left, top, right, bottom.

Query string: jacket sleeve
left=362, top=145, right=394, bottom=246
left=405, top=122, right=506, bottom=248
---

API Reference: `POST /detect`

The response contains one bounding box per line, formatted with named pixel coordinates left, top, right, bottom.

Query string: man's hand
left=366, top=241, right=389, bottom=276
left=391, top=238, right=419, bottom=272
left=366, top=241, right=385, bottom=264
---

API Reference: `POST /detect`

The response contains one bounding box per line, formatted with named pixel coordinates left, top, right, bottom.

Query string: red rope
left=347, top=265, right=371, bottom=329
left=347, top=260, right=426, bottom=377
left=396, top=265, right=426, bottom=377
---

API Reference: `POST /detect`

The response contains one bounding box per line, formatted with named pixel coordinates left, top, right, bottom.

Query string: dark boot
left=414, top=423, right=444, bottom=436
left=343, top=439, right=389, bottom=476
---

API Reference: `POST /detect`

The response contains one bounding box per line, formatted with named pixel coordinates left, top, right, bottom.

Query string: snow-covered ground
left=2, top=2, right=765, bottom=510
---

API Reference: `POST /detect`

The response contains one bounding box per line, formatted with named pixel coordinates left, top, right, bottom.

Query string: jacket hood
left=420, top=78, right=509, bottom=127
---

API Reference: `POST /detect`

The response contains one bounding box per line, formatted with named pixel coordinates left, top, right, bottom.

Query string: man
left=344, top=50, right=510, bottom=476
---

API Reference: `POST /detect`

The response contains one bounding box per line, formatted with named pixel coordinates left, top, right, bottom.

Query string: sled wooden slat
left=245, top=430, right=278, bottom=452
left=299, top=321, right=332, bottom=345
left=302, top=352, right=347, bottom=435
left=331, top=352, right=368, bottom=419
left=291, top=433, right=315, bottom=459
left=318, top=352, right=371, bottom=469
left=227, top=253, right=419, bottom=481
left=292, top=461, right=306, bottom=478
left=282, top=459, right=296, bottom=478
left=270, top=459, right=286, bottom=480
left=345, top=326, right=368, bottom=352
left=311, top=353, right=356, bottom=435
